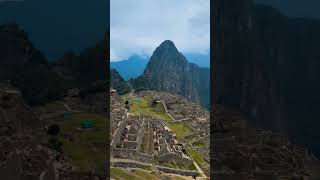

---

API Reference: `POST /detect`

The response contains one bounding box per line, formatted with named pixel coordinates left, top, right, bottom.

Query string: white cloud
left=110, top=0, right=210, bottom=61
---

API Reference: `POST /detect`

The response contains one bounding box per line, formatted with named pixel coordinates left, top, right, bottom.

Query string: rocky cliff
left=133, top=40, right=210, bottom=108
left=213, top=0, right=320, bottom=154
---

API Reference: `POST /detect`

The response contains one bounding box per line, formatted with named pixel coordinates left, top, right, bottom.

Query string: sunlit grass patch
left=162, top=162, right=197, bottom=171
left=111, top=167, right=133, bottom=179
left=168, top=122, right=193, bottom=138
left=111, top=168, right=160, bottom=180
left=186, top=147, right=207, bottom=168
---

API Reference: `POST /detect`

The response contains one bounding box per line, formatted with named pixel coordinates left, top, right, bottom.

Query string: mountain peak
left=132, top=39, right=210, bottom=107
left=160, top=40, right=175, bottom=47
left=155, top=40, right=178, bottom=54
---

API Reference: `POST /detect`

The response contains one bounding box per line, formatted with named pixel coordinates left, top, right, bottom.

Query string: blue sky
left=110, top=0, right=210, bottom=62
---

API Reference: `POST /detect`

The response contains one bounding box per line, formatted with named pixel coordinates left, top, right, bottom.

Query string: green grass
left=169, top=122, right=193, bottom=138
left=186, top=147, right=207, bottom=167
left=193, top=141, right=207, bottom=148
left=111, top=167, right=133, bottom=180
left=163, top=162, right=197, bottom=171
left=44, top=112, right=108, bottom=173
left=133, top=169, right=160, bottom=180
left=111, top=168, right=160, bottom=180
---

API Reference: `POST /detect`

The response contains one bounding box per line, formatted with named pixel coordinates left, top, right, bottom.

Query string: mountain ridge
left=110, top=55, right=148, bottom=80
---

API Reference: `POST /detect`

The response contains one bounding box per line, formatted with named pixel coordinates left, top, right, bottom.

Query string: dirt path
left=63, top=103, right=81, bottom=113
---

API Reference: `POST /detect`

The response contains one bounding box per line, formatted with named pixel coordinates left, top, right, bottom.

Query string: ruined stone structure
left=110, top=90, right=195, bottom=169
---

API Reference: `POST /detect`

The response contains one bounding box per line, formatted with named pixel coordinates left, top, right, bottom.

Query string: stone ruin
left=135, top=90, right=210, bottom=165
left=110, top=92, right=194, bottom=167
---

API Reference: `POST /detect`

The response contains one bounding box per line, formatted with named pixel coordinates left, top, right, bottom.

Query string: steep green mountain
left=132, top=40, right=210, bottom=108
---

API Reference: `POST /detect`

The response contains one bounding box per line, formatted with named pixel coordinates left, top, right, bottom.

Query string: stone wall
left=156, top=165, right=199, bottom=177
left=111, top=148, right=154, bottom=163
left=159, top=153, right=193, bottom=166
left=110, top=121, right=125, bottom=148
left=111, top=161, right=151, bottom=170
left=136, top=118, right=146, bottom=151
left=111, top=161, right=199, bottom=177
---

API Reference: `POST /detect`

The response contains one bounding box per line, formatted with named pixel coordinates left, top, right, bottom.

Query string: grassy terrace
left=43, top=101, right=108, bottom=174
left=186, top=147, right=207, bottom=168
left=162, top=162, right=197, bottom=171
left=111, top=167, right=160, bottom=180
left=193, top=141, right=207, bottom=148
left=111, top=167, right=188, bottom=180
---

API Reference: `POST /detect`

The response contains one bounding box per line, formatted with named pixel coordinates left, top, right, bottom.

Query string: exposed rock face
left=133, top=40, right=210, bottom=107
left=214, top=0, right=320, bottom=154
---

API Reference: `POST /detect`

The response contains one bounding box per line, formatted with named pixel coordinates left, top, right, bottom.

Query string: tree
left=47, top=124, right=60, bottom=136
left=47, top=124, right=63, bottom=152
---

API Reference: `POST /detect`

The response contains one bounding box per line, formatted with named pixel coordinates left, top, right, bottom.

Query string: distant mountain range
left=110, top=52, right=209, bottom=81
left=184, top=52, right=210, bottom=68
left=110, top=55, right=148, bottom=80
